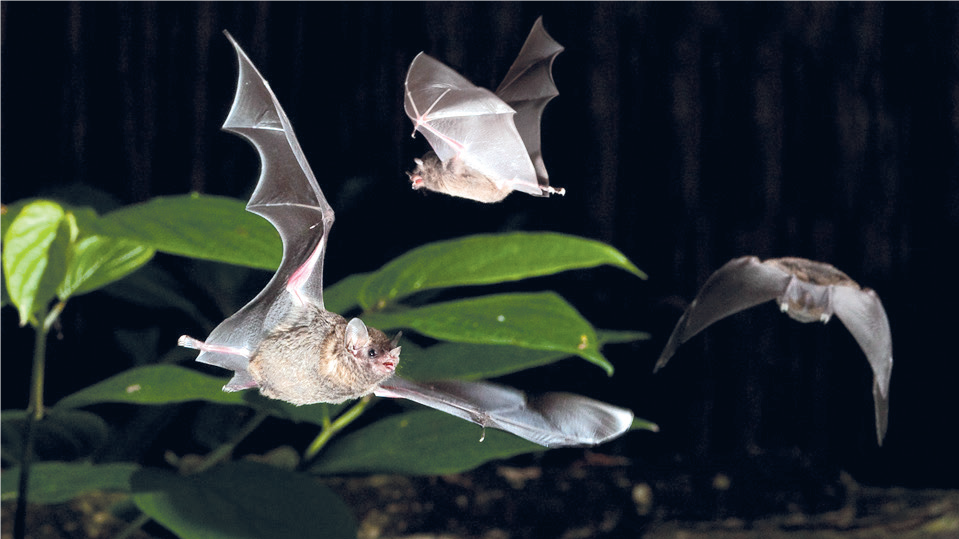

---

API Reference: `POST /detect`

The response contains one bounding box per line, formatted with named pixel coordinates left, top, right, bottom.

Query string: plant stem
left=302, top=396, right=371, bottom=464
left=191, top=409, right=270, bottom=474
left=13, top=302, right=61, bottom=539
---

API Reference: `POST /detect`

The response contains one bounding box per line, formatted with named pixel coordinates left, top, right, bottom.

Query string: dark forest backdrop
left=3, top=1, right=958, bottom=506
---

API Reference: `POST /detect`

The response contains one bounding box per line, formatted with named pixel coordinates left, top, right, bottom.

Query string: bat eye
left=368, top=349, right=377, bottom=358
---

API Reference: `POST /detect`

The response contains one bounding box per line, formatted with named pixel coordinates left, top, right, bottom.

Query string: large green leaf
left=100, top=194, right=280, bottom=271
left=311, top=410, right=544, bottom=476
left=0, top=462, right=138, bottom=504
left=322, top=271, right=370, bottom=315
left=58, top=234, right=154, bottom=299
left=55, top=365, right=246, bottom=409
left=358, top=232, right=646, bottom=310
left=2, top=200, right=67, bottom=325
left=363, top=292, right=614, bottom=374
left=397, top=340, right=571, bottom=382
left=132, top=461, right=356, bottom=539
left=1, top=409, right=109, bottom=463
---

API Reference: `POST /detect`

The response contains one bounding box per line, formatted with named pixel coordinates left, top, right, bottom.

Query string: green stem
left=302, top=396, right=372, bottom=464
left=191, top=409, right=270, bottom=474
left=112, top=408, right=270, bottom=539
left=13, top=302, right=62, bottom=539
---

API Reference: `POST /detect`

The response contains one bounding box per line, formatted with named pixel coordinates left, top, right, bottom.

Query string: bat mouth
left=381, top=360, right=397, bottom=372
left=409, top=174, right=424, bottom=189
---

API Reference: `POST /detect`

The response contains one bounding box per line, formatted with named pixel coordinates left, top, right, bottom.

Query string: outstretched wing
left=194, top=31, right=334, bottom=382
left=655, top=256, right=792, bottom=371
left=404, top=52, right=542, bottom=196
left=375, top=376, right=634, bottom=447
left=495, top=16, right=564, bottom=190
left=831, top=285, right=893, bottom=444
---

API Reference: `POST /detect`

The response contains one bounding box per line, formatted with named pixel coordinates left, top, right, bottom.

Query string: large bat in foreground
left=655, top=256, right=893, bottom=445
left=404, top=17, right=566, bottom=202
left=178, top=31, right=633, bottom=448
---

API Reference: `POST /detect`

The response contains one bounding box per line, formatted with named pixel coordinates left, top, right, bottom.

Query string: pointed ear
left=345, top=318, right=370, bottom=351
left=390, top=331, right=403, bottom=348
left=414, top=158, right=424, bottom=166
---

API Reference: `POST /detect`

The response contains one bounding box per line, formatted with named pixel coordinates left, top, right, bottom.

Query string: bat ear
left=345, top=318, right=371, bottom=351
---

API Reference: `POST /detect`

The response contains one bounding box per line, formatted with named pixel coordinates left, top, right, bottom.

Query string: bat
left=403, top=17, right=566, bottom=203
left=654, top=256, right=893, bottom=445
left=178, top=31, right=634, bottom=447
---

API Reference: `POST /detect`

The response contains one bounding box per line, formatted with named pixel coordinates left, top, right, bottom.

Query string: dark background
left=3, top=1, right=957, bottom=515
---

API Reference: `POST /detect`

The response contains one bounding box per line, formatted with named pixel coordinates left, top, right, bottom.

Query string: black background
left=2, top=1, right=957, bottom=509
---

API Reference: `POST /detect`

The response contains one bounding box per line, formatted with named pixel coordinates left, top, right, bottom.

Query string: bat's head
left=407, top=158, right=426, bottom=190
left=345, top=318, right=401, bottom=375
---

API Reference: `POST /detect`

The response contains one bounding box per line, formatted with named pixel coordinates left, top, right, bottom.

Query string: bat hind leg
left=178, top=335, right=251, bottom=358
left=542, top=185, right=565, bottom=196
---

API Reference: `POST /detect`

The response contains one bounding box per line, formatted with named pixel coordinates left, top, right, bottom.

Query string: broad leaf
left=363, top=292, right=614, bottom=374
left=2, top=200, right=67, bottom=325
left=311, top=410, right=544, bottom=476
left=1, top=409, right=109, bottom=463
left=55, top=365, right=246, bottom=409
left=58, top=235, right=154, bottom=299
left=132, top=461, right=356, bottom=539
left=397, top=340, right=571, bottom=382
left=0, top=462, right=138, bottom=504
left=323, top=271, right=370, bottom=315
left=100, top=194, right=280, bottom=271
left=359, top=232, right=646, bottom=309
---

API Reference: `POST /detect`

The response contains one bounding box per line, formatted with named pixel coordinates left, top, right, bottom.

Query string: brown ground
left=3, top=457, right=958, bottom=539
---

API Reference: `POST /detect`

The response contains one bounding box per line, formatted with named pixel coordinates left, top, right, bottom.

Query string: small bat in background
left=179, top=31, right=633, bottom=447
left=404, top=17, right=566, bottom=203
left=654, top=256, right=893, bottom=445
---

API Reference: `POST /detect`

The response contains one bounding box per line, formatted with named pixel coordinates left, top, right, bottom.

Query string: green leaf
left=363, top=292, right=614, bottom=375
left=630, top=417, right=660, bottom=433
left=55, top=365, right=247, bottom=409
left=311, top=410, right=544, bottom=476
left=132, top=461, right=356, bottom=539
left=100, top=194, right=280, bottom=271
left=58, top=234, right=154, bottom=299
left=322, top=271, right=370, bottom=315
left=397, top=340, right=571, bottom=382
left=358, top=232, right=646, bottom=310
left=597, top=329, right=652, bottom=344
left=0, top=462, right=138, bottom=504
left=2, top=200, right=67, bottom=325
left=1, top=410, right=109, bottom=463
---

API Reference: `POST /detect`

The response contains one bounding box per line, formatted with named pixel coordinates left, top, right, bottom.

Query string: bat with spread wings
left=654, top=256, right=893, bottom=444
left=178, top=31, right=633, bottom=447
left=404, top=17, right=566, bottom=202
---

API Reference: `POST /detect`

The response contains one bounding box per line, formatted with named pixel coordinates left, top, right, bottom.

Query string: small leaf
left=359, top=232, right=646, bottom=310
left=363, top=292, right=613, bottom=374
left=55, top=365, right=247, bottom=409
left=100, top=194, right=280, bottom=271
left=311, top=410, right=544, bottom=476
left=397, top=340, right=571, bottom=382
left=0, top=462, right=138, bottom=504
left=132, top=461, right=356, bottom=539
left=58, top=234, right=154, bottom=299
left=2, top=200, right=67, bottom=325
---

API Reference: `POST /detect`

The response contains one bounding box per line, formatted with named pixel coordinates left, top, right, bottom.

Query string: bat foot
left=544, top=185, right=566, bottom=196
left=178, top=335, right=251, bottom=358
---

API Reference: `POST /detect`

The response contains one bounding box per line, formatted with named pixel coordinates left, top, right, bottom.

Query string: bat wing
left=655, top=256, right=793, bottom=372
left=404, top=53, right=542, bottom=196
left=831, top=285, right=893, bottom=444
left=374, top=377, right=634, bottom=447
left=193, top=32, right=334, bottom=385
left=495, top=17, right=564, bottom=191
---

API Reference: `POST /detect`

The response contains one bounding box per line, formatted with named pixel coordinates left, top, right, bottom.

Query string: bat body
left=179, top=31, right=633, bottom=447
left=404, top=17, right=566, bottom=202
left=655, top=256, right=893, bottom=445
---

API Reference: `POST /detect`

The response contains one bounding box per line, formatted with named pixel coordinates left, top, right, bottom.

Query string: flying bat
left=654, top=256, right=893, bottom=445
left=403, top=17, right=566, bottom=202
left=178, top=31, right=633, bottom=447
